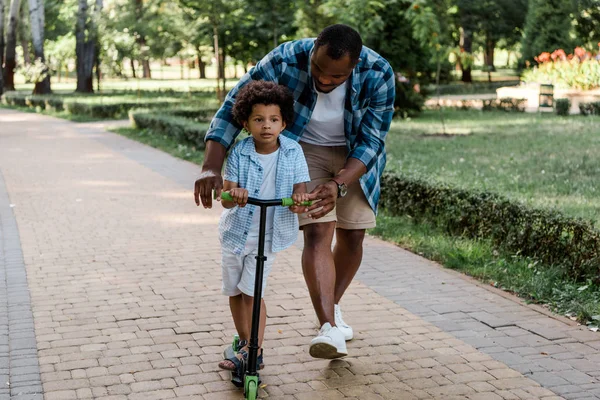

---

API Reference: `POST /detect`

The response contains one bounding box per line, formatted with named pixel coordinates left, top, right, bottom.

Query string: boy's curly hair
left=232, top=81, right=295, bottom=126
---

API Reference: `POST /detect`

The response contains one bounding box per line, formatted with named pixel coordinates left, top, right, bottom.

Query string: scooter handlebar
left=217, top=191, right=312, bottom=207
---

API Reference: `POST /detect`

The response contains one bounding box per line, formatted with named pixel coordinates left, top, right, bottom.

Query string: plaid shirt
left=206, top=38, right=395, bottom=213
left=219, top=136, right=310, bottom=255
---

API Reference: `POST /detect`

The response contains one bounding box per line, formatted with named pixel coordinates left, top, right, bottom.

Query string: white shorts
left=221, top=238, right=276, bottom=298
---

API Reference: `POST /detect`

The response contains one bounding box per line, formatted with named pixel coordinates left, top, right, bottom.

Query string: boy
left=216, top=81, right=310, bottom=381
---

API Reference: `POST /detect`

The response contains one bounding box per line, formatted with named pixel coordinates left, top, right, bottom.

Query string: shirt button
left=244, top=231, right=248, bottom=235
left=255, top=189, right=259, bottom=194
left=259, top=168, right=262, bottom=172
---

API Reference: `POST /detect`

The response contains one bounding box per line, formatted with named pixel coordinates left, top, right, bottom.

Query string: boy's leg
left=241, top=295, right=267, bottom=348
left=229, top=295, right=250, bottom=341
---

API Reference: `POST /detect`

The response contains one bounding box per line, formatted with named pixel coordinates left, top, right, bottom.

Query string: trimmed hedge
left=579, top=101, right=600, bottom=116
left=129, top=109, right=212, bottom=149
left=555, top=98, right=571, bottom=116
left=380, top=173, right=600, bottom=281
left=1, top=92, right=215, bottom=119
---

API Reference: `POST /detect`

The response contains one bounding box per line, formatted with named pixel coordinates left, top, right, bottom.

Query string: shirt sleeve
left=294, top=148, right=311, bottom=184
left=223, top=144, right=241, bottom=184
left=204, top=45, right=285, bottom=150
left=348, top=63, right=395, bottom=172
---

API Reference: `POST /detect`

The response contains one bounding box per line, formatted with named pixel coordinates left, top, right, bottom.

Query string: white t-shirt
left=248, top=149, right=280, bottom=241
left=300, top=82, right=347, bottom=146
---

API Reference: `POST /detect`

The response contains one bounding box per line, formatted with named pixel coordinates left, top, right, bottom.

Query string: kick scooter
left=218, top=191, right=311, bottom=400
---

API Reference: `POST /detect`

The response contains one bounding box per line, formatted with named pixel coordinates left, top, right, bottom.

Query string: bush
left=522, top=48, right=600, bottom=90
left=380, top=173, right=600, bottom=281
left=394, top=80, right=424, bottom=118
left=482, top=98, right=527, bottom=112
left=129, top=109, right=211, bottom=149
left=1, top=91, right=217, bottom=119
left=579, top=101, right=600, bottom=116
left=555, top=98, right=571, bottom=116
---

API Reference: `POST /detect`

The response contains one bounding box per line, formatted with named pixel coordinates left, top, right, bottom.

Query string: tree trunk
left=484, top=36, right=496, bottom=72
left=459, top=27, right=472, bottom=83
left=197, top=54, right=206, bottom=79
left=213, top=25, right=224, bottom=102
left=141, top=58, right=151, bottom=78
left=75, top=0, right=102, bottom=93
left=0, top=0, right=6, bottom=94
left=28, top=0, right=51, bottom=94
left=4, top=0, right=21, bottom=91
left=19, top=0, right=30, bottom=64
left=130, top=58, right=136, bottom=78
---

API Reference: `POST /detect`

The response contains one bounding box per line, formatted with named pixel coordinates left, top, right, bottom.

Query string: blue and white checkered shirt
left=205, top=38, right=395, bottom=213
left=219, top=136, right=310, bottom=255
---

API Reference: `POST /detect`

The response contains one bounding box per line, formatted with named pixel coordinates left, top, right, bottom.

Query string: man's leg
left=333, top=228, right=366, bottom=304
left=302, top=221, right=336, bottom=326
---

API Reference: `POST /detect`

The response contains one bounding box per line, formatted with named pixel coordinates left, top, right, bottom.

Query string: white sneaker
left=335, top=304, right=354, bottom=341
left=309, top=322, right=348, bottom=359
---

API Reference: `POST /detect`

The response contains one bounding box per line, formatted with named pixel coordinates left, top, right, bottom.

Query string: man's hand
left=194, top=169, right=223, bottom=208
left=305, top=180, right=338, bottom=219
left=226, top=188, right=249, bottom=207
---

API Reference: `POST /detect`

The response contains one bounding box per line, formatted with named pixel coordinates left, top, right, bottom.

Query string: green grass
left=370, top=213, right=600, bottom=326
left=111, top=127, right=204, bottom=165
left=387, top=109, right=600, bottom=223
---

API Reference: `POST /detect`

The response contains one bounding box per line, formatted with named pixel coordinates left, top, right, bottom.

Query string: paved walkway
left=0, top=108, right=599, bottom=400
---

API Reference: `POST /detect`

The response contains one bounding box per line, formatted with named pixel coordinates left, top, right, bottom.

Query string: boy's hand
left=289, top=192, right=310, bottom=214
left=227, top=188, right=249, bottom=207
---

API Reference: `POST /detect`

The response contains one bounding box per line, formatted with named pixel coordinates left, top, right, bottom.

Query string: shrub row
left=129, top=108, right=212, bottom=149
left=579, top=101, right=600, bottom=116
left=426, top=98, right=526, bottom=112
left=1, top=92, right=215, bottom=119
left=380, top=173, right=600, bottom=281
left=555, top=98, right=571, bottom=116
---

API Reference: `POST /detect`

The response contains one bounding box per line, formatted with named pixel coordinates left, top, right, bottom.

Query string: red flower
left=535, top=52, right=551, bottom=63
left=574, top=46, right=586, bottom=60
left=550, top=49, right=566, bottom=61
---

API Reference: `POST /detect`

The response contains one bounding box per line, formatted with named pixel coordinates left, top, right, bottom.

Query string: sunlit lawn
left=387, top=109, right=600, bottom=223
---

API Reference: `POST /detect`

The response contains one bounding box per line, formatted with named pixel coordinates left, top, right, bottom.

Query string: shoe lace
left=335, top=307, right=349, bottom=328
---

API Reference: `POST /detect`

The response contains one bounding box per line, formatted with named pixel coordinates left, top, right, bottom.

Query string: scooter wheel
left=244, top=375, right=258, bottom=400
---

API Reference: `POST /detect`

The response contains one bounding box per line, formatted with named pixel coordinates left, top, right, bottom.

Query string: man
left=195, top=24, right=395, bottom=359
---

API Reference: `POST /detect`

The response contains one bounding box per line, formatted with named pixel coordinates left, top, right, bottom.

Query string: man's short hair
left=232, top=80, right=295, bottom=126
left=315, top=24, right=363, bottom=64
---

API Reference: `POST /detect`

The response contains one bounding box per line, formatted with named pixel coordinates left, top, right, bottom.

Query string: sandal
left=230, top=350, right=262, bottom=388
left=218, top=342, right=264, bottom=371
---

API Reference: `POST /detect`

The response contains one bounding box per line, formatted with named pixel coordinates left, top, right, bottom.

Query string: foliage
left=521, top=0, right=577, bottom=64
left=16, top=58, right=51, bottom=84
left=380, top=172, right=600, bottom=281
left=394, top=79, right=424, bottom=118
left=129, top=108, right=211, bottom=149
left=521, top=47, right=600, bottom=90
left=1, top=90, right=215, bottom=118
left=555, top=98, right=571, bottom=116
left=579, top=101, right=600, bottom=116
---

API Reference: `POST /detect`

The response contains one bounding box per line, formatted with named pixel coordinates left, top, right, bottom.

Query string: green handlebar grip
left=217, top=192, right=312, bottom=207
left=281, top=198, right=313, bottom=207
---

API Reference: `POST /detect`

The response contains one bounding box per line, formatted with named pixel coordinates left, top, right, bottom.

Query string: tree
left=4, top=0, right=21, bottom=91
left=75, top=0, right=102, bottom=92
left=27, top=0, right=51, bottom=93
left=294, top=0, right=334, bottom=38
left=521, top=0, right=576, bottom=64
left=575, top=0, right=600, bottom=50
left=0, top=0, right=5, bottom=94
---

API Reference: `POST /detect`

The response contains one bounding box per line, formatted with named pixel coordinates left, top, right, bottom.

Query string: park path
left=0, top=108, right=599, bottom=400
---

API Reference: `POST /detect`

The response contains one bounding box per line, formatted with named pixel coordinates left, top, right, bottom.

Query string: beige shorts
left=298, top=142, right=376, bottom=230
